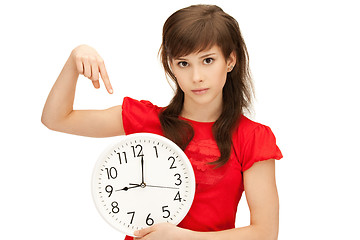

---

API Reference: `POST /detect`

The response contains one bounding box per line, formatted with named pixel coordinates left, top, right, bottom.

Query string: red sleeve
left=121, top=97, right=163, bottom=135
left=241, top=125, right=283, bottom=172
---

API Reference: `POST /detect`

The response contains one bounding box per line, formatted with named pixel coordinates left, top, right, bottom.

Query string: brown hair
left=159, top=4, right=254, bottom=167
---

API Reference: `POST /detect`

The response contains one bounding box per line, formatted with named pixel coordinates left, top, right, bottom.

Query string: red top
left=122, top=97, right=283, bottom=239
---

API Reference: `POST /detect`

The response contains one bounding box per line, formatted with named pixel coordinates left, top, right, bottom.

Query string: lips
left=191, top=88, right=209, bottom=95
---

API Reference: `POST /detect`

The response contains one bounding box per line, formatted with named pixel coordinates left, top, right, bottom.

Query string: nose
left=191, top=66, right=204, bottom=83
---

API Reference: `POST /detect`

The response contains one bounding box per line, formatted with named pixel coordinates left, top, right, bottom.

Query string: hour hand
left=116, top=184, right=141, bottom=192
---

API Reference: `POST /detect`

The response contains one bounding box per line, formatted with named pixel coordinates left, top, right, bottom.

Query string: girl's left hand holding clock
left=134, top=223, right=192, bottom=240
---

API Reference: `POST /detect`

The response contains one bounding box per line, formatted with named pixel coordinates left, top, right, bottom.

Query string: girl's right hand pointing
left=71, top=44, right=113, bottom=94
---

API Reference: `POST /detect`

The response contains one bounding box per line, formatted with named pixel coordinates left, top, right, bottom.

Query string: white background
left=1, top=0, right=359, bottom=239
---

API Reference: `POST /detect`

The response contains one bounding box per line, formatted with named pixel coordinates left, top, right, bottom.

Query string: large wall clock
left=92, top=133, right=196, bottom=237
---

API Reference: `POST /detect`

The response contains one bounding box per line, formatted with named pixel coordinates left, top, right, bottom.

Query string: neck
left=181, top=99, right=222, bottom=122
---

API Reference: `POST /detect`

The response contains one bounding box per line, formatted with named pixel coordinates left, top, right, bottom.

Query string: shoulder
left=234, top=115, right=278, bottom=146
left=233, top=115, right=283, bottom=171
left=122, top=97, right=162, bottom=113
left=121, top=97, right=164, bottom=135
left=235, top=115, right=272, bottom=138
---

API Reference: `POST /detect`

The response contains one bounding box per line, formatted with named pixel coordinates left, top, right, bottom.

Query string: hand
left=71, top=44, right=113, bottom=94
left=145, top=184, right=179, bottom=190
left=129, top=183, right=179, bottom=190
left=116, top=184, right=141, bottom=192
left=141, top=156, right=145, bottom=184
left=133, top=223, right=192, bottom=240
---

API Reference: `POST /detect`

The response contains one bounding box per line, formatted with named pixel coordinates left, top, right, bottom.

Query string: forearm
left=186, top=225, right=277, bottom=240
left=41, top=53, right=78, bottom=128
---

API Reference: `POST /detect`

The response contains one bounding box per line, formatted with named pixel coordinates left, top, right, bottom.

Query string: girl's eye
left=204, top=58, right=214, bottom=64
left=178, top=61, right=189, bottom=68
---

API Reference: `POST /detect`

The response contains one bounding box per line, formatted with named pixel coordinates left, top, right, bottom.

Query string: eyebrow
left=175, top=53, right=216, bottom=61
left=200, top=53, right=216, bottom=58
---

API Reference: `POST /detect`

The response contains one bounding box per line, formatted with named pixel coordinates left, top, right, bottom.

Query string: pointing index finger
left=98, top=60, right=113, bottom=94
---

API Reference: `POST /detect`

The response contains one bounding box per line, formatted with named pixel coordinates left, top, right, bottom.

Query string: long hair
left=159, top=4, right=254, bottom=167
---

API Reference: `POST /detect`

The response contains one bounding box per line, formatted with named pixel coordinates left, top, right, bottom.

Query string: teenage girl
left=42, top=4, right=282, bottom=240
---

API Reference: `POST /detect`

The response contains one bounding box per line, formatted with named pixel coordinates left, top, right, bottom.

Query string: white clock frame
left=91, top=133, right=196, bottom=236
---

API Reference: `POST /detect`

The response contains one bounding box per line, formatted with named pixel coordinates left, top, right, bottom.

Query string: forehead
left=173, top=45, right=223, bottom=59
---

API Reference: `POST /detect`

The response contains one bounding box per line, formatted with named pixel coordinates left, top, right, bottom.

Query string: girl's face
left=170, top=45, right=236, bottom=116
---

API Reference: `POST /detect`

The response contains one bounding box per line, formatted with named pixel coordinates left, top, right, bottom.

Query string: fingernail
left=134, top=230, right=140, bottom=235
left=109, top=89, right=113, bottom=94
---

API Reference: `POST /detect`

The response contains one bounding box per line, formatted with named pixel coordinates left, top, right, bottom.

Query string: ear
left=227, top=51, right=237, bottom=71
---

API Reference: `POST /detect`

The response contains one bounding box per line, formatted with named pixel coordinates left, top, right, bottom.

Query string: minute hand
left=146, top=184, right=179, bottom=190
left=129, top=183, right=179, bottom=190
left=141, top=156, right=145, bottom=184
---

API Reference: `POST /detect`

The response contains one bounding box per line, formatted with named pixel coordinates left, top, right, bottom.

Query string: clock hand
left=129, top=183, right=179, bottom=190
left=141, top=156, right=145, bottom=184
left=129, top=182, right=146, bottom=188
left=115, top=184, right=141, bottom=192
left=146, top=184, right=180, bottom=190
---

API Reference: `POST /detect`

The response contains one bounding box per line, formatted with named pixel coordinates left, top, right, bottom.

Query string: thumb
left=134, top=226, right=154, bottom=237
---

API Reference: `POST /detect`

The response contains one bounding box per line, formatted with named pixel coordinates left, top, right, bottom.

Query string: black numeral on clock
left=126, top=207, right=170, bottom=227
left=153, top=146, right=158, bottom=158
left=146, top=213, right=154, bottom=226
left=162, top=206, right=170, bottom=218
left=168, top=156, right=177, bottom=169
left=117, top=152, right=128, bottom=164
left=131, top=144, right=144, bottom=157
left=174, top=173, right=182, bottom=186
left=111, top=201, right=119, bottom=213
left=127, top=211, right=135, bottom=224
left=105, top=185, right=113, bottom=197
left=105, top=167, right=117, bottom=179
left=174, top=191, right=182, bottom=202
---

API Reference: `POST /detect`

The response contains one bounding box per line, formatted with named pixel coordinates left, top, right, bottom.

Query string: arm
left=41, top=45, right=125, bottom=137
left=134, top=159, right=279, bottom=240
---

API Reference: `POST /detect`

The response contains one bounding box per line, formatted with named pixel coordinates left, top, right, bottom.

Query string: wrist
left=64, top=52, right=80, bottom=78
left=181, top=229, right=204, bottom=240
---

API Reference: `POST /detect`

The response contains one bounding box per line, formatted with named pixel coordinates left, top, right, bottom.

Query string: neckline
left=179, top=116, right=215, bottom=125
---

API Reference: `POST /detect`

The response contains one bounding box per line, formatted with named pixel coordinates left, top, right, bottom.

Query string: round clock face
left=92, top=133, right=196, bottom=237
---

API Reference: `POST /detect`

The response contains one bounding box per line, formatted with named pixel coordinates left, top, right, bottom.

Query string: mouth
left=191, top=88, right=209, bottom=95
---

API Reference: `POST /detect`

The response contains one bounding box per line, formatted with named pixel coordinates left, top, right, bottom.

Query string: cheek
left=173, top=70, right=190, bottom=88
left=212, top=65, right=228, bottom=85
left=172, top=67, right=183, bottom=80
left=175, top=76, right=187, bottom=92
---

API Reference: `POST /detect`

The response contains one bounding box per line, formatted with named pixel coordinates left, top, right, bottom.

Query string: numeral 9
left=105, top=185, right=113, bottom=197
